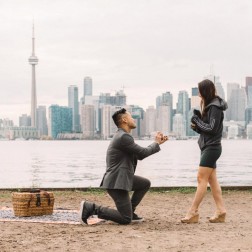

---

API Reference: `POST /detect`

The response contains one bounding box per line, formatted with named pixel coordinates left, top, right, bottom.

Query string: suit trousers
left=97, top=175, right=151, bottom=224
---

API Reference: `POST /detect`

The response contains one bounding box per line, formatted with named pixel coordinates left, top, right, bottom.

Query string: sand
left=0, top=189, right=252, bottom=252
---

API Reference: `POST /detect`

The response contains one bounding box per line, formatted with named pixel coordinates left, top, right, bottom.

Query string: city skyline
left=1, top=1, right=252, bottom=124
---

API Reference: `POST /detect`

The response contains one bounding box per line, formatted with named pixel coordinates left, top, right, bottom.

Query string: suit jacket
left=100, top=128, right=161, bottom=191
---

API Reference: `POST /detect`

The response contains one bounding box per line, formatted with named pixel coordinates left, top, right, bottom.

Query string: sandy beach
left=0, top=189, right=252, bottom=252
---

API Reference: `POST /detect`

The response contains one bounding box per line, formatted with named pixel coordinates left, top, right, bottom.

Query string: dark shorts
left=200, top=145, right=222, bottom=169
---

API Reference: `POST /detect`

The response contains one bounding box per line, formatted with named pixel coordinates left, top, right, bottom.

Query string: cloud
left=1, top=0, right=252, bottom=123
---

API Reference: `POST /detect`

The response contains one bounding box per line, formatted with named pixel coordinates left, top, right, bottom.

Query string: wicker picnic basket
left=12, top=190, right=54, bottom=217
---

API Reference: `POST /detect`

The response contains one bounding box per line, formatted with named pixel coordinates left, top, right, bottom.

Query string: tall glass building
left=68, top=85, right=80, bottom=132
left=48, top=105, right=72, bottom=139
left=177, top=90, right=189, bottom=134
left=156, top=92, right=173, bottom=132
left=84, top=77, right=93, bottom=96
left=227, top=86, right=247, bottom=121
left=36, top=106, right=48, bottom=136
left=246, top=77, right=252, bottom=107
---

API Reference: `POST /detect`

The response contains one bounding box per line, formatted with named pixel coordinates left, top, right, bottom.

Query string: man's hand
left=155, top=131, right=168, bottom=145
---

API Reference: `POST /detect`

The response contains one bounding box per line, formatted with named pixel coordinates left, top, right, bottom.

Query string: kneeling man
left=80, top=108, right=168, bottom=225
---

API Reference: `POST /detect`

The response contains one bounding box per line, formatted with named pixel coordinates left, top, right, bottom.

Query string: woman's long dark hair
left=198, top=79, right=217, bottom=117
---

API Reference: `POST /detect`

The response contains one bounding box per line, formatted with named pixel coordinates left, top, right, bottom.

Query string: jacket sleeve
left=120, top=134, right=160, bottom=160
left=191, top=106, right=222, bottom=135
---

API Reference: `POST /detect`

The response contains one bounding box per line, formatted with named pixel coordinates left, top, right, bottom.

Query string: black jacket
left=191, top=96, right=228, bottom=150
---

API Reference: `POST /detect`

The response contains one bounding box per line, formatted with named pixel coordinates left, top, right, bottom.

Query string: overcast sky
left=1, top=0, right=252, bottom=124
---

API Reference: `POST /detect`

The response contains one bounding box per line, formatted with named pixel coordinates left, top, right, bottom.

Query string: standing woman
left=181, top=79, right=228, bottom=224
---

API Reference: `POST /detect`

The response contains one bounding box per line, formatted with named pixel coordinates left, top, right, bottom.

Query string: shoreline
left=1, top=186, right=252, bottom=192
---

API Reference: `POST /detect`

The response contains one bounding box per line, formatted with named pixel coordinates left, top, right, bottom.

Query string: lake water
left=0, top=140, right=251, bottom=188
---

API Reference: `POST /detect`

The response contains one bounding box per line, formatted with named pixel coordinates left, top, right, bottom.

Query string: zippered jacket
left=191, top=96, right=228, bottom=150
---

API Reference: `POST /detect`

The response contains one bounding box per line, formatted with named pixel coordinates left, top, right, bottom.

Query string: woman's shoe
left=209, top=212, right=226, bottom=223
left=181, top=210, right=199, bottom=224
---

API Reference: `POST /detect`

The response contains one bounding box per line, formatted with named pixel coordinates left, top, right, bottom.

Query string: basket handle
left=27, top=190, right=51, bottom=207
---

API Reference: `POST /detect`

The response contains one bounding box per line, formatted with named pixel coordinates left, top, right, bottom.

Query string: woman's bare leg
left=188, top=166, right=214, bottom=212
left=208, top=169, right=226, bottom=213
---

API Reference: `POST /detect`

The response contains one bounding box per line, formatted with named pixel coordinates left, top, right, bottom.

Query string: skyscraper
left=145, top=106, right=157, bottom=136
left=227, top=86, right=247, bottom=121
left=48, top=105, right=72, bottom=139
left=246, top=77, right=252, bottom=107
left=68, top=85, right=80, bottom=132
left=176, top=90, right=189, bottom=134
left=173, top=113, right=186, bottom=137
left=127, top=105, right=145, bottom=138
left=226, top=83, right=240, bottom=121
left=227, top=83, right=239, bottom=102
left=84, top=77, right=93, bottom=96
left=156, top=105, right=171, bottom=135
left=81, top=104, right=95, bottom=138
left=36, top=106, right=48, bottom=136
left=156, top=92, right=173, bottom=131
left=101, top=105, right=121, bottom=139
left=28, top=24, right=39, bottom=128
left=115, top=90, right=127, bottom=106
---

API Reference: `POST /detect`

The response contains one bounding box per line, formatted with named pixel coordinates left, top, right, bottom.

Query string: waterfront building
left=68, top=85, right=80, bottom=132
left=48, top=105, right=72, bottom=139
left=36, top=106, right=48, bottom=136
left=0, top=126, right=38, bottom=140
left=227, top=125, right=240, bottom=139
left=127, top=105, right=145, bottom=138
left=156, top=96, right=162, bottom=109
left=83, top=95, right=100, bottom=133
left=246, top=76, right=252, bottom=107
left=2, top=119, right=14, bottom=127
left=227, top=85, right=247, bottom=121
left=156, top=92, right=173, bottom=131
left=19, top=114, right=31, bottom=127
left=245, top=107, right=252, bottom=126
left=99, top=93, right=112, bottom=105
left=177, top=90, right=189, bottom=135
left=28, top=24, right=38, bottom=128
left=101, top=105, right=121, bottom=139
left=246, top=123, right=252, bottom=139
left=81, top=104, right=95, bottom=138
left=145, top=106, right=157, bottom=136
left=156, top=105, right=171, bottom=135
left=99, top=90, right=126, bottom=107
left=227, top=83, right=239, bottom=101
left=187, top=109, right=198, bottom=137
left=173, top=113, right=186, bottom=138
left=84, top=77, right=93, bottom=96
left=115, top=90, right=127, bottom=106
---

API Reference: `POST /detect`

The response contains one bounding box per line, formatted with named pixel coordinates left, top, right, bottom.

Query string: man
left=80, top=108, right=168, bottom=225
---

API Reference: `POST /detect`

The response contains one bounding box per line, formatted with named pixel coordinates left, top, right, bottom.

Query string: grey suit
left=100, top=128, right=161, bottom=191
left=96, top=128, right=161, bottom=224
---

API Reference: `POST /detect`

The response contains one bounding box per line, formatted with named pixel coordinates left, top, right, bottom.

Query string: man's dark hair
left=112, top=108, right=127, bottom=127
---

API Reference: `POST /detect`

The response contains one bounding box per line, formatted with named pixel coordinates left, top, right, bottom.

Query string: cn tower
left=28, top=23, right=38, bottom=128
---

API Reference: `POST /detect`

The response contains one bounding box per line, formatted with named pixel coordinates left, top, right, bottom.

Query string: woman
left=181, top=79, right=228, bottom=224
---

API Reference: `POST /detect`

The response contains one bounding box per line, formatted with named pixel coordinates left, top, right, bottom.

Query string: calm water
left=0, top=140, right=251, bottom=188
